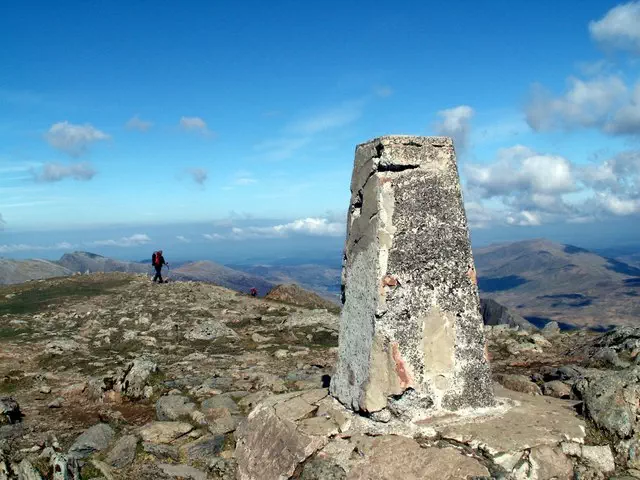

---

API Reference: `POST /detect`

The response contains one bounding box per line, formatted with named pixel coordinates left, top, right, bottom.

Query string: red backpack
left=152, top=251, right=162, bottom=266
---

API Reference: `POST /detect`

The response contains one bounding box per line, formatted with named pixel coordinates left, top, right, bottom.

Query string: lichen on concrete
left=330, top=136, right=495, bottom=418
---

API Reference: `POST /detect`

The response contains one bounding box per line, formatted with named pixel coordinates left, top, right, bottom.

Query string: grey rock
left=138, top=421, right=193, bottom=444
left=208, top=458, right=237, bottom=480
left=201, top=395, right=239, bottom=414
left=300, top=456, right=347, bottom=480
left=156, top=395, right=196, bottom=421
left=180, top=435, right=225, bottom=463
left=480, top=298, right=537, bottom=330
left=0, top=398, right=21, bottom=425
left=542, top=380, right=572, bottom=399
left=591, top=347, right=630, bottom=368
left=529, top=445, right=573, bottom=479
left=141, top=442, right=179, bottom=461
left=68, top=423, right=114, bottom=460
left=158, top=463, right=207, bottom=480
left=574, top=368, right=640, bottom=438
left=15, top=459, right=42, bottom=480
left=495, top=374, right=542, bottom=396
left=330, top=136, right=494, bottom=415
left=184, top=321, right=238, bottom=341
left=48, top=397, right=63, bottom=409
left=105, top=435, right=137, bottom=469
left=122, top=358, right=157, bottom=400
left=542, top=321, right=561, bottom=335
left=581, top=445, right=615, bottom=473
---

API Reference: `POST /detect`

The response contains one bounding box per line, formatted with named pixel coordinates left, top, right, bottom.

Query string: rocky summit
left=0, top=272, right=640, bottom=478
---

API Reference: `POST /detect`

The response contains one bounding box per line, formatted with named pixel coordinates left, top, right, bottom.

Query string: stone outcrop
left=331, top=136, right=494, bottom=416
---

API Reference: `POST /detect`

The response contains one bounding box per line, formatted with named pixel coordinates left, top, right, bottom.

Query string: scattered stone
left=138, top=421, right=193, bottom=444
left=39, top=386, right=52, bottom=394
left=201, top=395, right=239, bottom=414
left=45, top=339, right=81, bottom=355
left=495, top=374, right=542, bottom=396
left=300, top=456, right=347, bottom=480
left=529, top=445, right=573, bottom=479
left=105, top=435, right=137, bottom=469
left=48, top=397, right=64, bottom=409
left=274, top=396, right=317, bottom=422
left=156, top=395, right=196, bottom=421
left=158, top=463, right=208, bottom=480
left=14, top=459, right=42, bottom=480
left=542, top=380, right=572, bottom=399
left=68, top=423, right=114, bottom=460
left=185, top=321, right=238, bottom=341
left=180, top=435, right=225, bottom=463
left=542, top=321, right=561, bottom=335
left=0, top=398, right=21, bottom=425
left=141, top=442, right=180, bottom=461
left=331, top=136, right=494, bottom=415
left=121, top=357, right=157, bottom=400
left=574, top=368, right=640, bottom=438
left=581, top=445, right=615, bottom=473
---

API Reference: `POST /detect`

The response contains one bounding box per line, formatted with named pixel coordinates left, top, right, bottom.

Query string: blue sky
left=1, top=0, right=640, bottom=262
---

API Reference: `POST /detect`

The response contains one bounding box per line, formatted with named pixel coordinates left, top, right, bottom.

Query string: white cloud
left=32, top=162, right=96, bottom=182
left=45, top=121, right=110, bottom=157
left=464, top=146, right=640, bottom=227
left=465, top=146, right=577, bottom=197
left=176, top=235, right=191, bottom=243
left=211, top=217, right=345, bottom=240
left=125, top=115, right=153, bottom=131
left=590, top=1, right=640, bottom=53
left=180, top=116, right=211, bottom=135
left=434, top=105, right=474, bottom=151
left=92, top=234, right=151, bottom=247
left=288, top=101, right=364, bottom=135
left=526, top=76, right=628, bottom=131
left=187, top=168, right=208, bottom=185
left=203, top=233, right=225, bottom=241
left=605, top=82, right=640, bottom=134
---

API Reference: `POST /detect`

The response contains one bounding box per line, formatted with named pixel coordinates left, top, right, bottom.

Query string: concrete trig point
left=330, top=136, right=495, bottom=420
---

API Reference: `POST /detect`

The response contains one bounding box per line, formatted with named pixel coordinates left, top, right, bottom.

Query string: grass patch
left=0, top=277, right=132, bottom=316
left=0, top=326, right=35, bottom=340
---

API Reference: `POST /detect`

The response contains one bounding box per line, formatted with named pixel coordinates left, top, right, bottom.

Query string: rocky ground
left=1, top=273, right=640, bottom=479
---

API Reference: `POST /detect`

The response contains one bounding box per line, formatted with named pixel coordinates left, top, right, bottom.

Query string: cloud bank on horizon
left=1, top=1, right=639, bottom=256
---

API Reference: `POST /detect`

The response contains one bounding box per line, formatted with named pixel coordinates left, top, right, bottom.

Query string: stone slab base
left=234, top=385, right=598, bottom=480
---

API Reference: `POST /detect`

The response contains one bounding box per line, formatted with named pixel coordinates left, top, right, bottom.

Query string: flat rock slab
left=348, top=435, right=489, bottom=480
left=159, top=463, right=208, bottom=480
left=68, top=423, right=115, bottom=460
left=235, top=390, right=330, bottom=480
left=138, top=421, right=194, bottom=444
left=437, top=386, right=585, bottom=455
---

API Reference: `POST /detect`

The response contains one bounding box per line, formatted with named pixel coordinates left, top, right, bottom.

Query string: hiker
left=250, top=287, right=257, bottom=297
left=151, top=250, right=169, bottom=283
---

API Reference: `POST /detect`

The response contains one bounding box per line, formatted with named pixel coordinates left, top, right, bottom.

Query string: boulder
left=156, top=395, right=196, bottom=421
left=495, top=374, right=542, bottom=396
left=138, top=421, right=193, bottom=444
left=542, top=380, right=572, bottom=399
left=105, top=435, right=138, bottom=469
left=574, top=368, right=640, bottom=438
left=68, top=423, right=115, bottom=460
left=179, top=435, right=225, bottom=463
left=121, top=358, right=157, bottom=400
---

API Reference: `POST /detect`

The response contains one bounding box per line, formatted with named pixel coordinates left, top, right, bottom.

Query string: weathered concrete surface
left=331, top=136, right=494, bottom=416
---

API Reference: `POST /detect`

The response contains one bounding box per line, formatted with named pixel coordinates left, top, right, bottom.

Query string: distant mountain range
left=2, top=239, right=639, bottom=328
left=474, top=239, right=640, bottom=328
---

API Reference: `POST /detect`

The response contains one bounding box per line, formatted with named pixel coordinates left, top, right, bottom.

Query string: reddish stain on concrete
left=391, top=342, right=412, bottom=389
left=382, top=275, right=398, bottom=287
left=467, top=265, right=477, bottom=285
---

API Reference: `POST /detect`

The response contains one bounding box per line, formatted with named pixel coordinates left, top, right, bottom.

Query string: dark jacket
left=152, top=253, right=166, bottom=268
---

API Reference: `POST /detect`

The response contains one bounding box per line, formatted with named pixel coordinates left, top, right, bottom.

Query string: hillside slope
left=0, top=258, right=72, bottom=285
left=171, top=261, right=274, bottom=296
left=474, top=239, right=640, bottom=328
left=265, top=283, right=339, bottom=312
